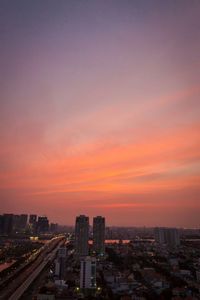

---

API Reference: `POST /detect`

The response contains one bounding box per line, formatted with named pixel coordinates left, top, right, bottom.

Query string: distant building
left=54, top=247, right=67, bottom=279
left=105, top=227, right=113, bottom=239
left=75, top=215, right=89, bottom=257
left=80, top=256, right=96, bottom=289
left=0, top=215, right=3, bottom=234
left=18, top=214, right=28, bottom=231
left=155, top=227, right=180, bottom=247
left=29, top=214, right=37, bottom=233
left=2, top=214, right=14, bottom=235
left=29, top=214, right=37, bottom=224
left=50, top=223, right=58, bottom=233
left=13, top=215, right=20, bottom=232
left=155, top=227, right=165, bottom=244
left=37, top=216, right=49, bottom=233
left=93, top=216, right=105, bottom=256
left=12, top=214, right=28, bottom=232
left=165, top=228, right=180, bottom=247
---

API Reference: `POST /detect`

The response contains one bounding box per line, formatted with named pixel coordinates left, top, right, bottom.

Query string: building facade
left=80, top=256, right=96, bottom=289
left=93, top=216, right=105, bottom=256
left=2, top=214, right=14, bottom=235
left=155, top=227, right=180, bottom=247
left=54, top=247, right=67, bottom=279
left=37, top=216, right=49, bottom=233
left=75, top=215, right=89, bottom=257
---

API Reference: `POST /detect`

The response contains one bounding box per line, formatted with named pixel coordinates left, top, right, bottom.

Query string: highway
left=0, top=236, right=65, bottom=300
left=8, top=239, right=64, bottom=300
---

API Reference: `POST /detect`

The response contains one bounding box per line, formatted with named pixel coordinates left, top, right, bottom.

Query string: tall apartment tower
left=93, top=216, right=105, bottom=256
left=155, top=227, right=180, bottom=247
left=75, top=215, right=89, bottom=257
left=80, top=256, right=96, bottom=289
left=29, top=214, right=37, bottom=234
left=37, top=216, right=49, bottom=233
left=19, top=214, right=28, bottom=231
left=29, top=214, right=37, bottom=225
left=165, top=228, right=180, bottom=247
left=155, top=227, right=166, bottom=244
left=2, top=214, right=14, bottom=235
left=54, top=247, right=67, bottom=279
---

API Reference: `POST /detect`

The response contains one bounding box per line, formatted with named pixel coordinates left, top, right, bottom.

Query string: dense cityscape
left=0, top=213, right=200, bottom=299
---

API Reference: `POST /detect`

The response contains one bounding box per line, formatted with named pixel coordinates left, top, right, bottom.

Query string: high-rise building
left=93, top=216, right=105, bottom=256
left=2, top=214, right=14, bottom=235
left=80, top=256, right=96, bottom=289
left=37, top=216, right=49, bottom=233
left=29, top=214, right=37, bottom=224
left=155, top=227, right=165, bottom=244
left=165, top=228, right=180, bottom=247
left=54, top=247, right=67, bottom=279
left=12, top=214, right=28, bottom=232
left=29, top=214, right=37, bottom=233
left=0, top=215, right=3, bottom=234
left=18, top=214, right=28, bottom=231
left=75, top=215, right=89, bottom=257
left=155, top=227, right=180, bottom=247
left=50, top=223, right=58, bottom=233
left=12, top=215, right=20, bottom=233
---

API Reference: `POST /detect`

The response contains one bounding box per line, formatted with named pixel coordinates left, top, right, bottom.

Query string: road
left=8, top=239, right=64, bottom=300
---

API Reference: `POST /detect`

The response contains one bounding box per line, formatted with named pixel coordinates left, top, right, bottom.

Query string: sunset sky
left=0, top=0, right=200, bottom=227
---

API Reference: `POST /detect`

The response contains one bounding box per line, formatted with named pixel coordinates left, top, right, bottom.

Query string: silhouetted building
left=93, top=216, right=105, bottom=256
left=80, top=256, right=96, bottom=289
left=29, top=214, right=37, bottom=233
left=0, top=215, right=3, bottom=234
left=54, top=247, right=67, bottom=280
left=75, top=215, right=89, bottom=257
left=165, top=228, right=180, bottom=247
left=155, top=227, right=165, bottom=244
left=13, top=215, right=20, bottom=232
left=50, top=223, right=58, bottom=233
left=2, top=214, right=14, bottom=235
left=18, top=214, right=28, bottom=231
left=37, top=216, right=49, bottom=233
left=155, top=227, right=180, bottom=247
left=12, top=214, right=28, bottom=232
left=29, top=214, right=37, bottom=224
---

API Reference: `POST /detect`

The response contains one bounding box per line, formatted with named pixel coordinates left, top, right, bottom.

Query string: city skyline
left=1, top=1, right=200, bottom=227
left=0, top=211, right=199, bottom=229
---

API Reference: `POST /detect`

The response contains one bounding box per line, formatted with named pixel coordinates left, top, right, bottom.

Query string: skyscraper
left=13, top=215, right=20, bottom=233
left=2, top=214, right=14, bottom=235
left=18, top=214, right=28, bottom=231
left=93, top=216, right=105, bottom=256
left=80, top=256, right=96, bottom=289
left=37, top=216, right=49, bottom=233
left=0, top=215, right=3, bottom=234
left=29, top=214, right=37, bottom=233
left=12, top=214, right=28, bottom=233
left=75, top=215, right=89, bottom=257
left=29, top=214, right=37, bottom=225
left=50, top=223, right=58, bottom=233
left=54, top=247, right=67, bottom=280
